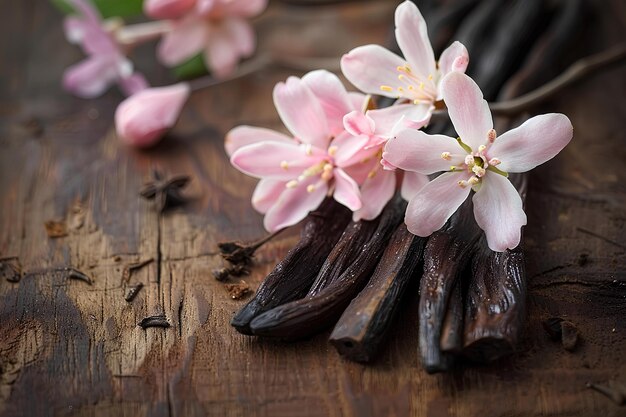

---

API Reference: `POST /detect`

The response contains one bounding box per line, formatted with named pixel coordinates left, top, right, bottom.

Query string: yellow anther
left=450, top=165, right=457, bottom=171
left=321, top=170, right=333, bottom=181
left=419, top=82, right=425, bottom=90
left=306, top=184, right=316, bottom=193
left=280, top=161, right=289, bottom=170
left=367, top=169, right=377, bottom=179
left=489, top=158, right=501, bottom=166
left=427, top=74, right=433, bottom=81
left=398, top=74, right=406, bottom=81
left=323, top=163, right=333, bottom=171
left=408, top=85, right=415, bottom=90
left=286, top=180, right=298, bottom=188
left=441, top=152, right=451, bottom=161
left=413, top=99, right=421, bottom=105
left=397, top=87, right=404, bottom=93
left=478, top=145, right=486, bottom=152
left=380, top=85, right=393, bottom=92
left=468, top=176, right=480, bottom=186
left=305, top=144, right=313, bottom=155
left=328, top=146, right=338, bottom=156
left=458, top=180, right=468, bottom=188
left=472, top=165, right=486, bottom=177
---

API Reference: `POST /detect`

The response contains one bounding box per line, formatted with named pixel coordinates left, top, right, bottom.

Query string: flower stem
left=115, top=20, right=171, bottom=46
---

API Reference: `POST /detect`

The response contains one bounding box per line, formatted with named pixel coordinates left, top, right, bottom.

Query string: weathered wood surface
left=0, top=0, right=625, bottom=416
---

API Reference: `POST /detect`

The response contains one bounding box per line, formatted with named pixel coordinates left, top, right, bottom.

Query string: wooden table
left=1, top=1, right=625, bottom=416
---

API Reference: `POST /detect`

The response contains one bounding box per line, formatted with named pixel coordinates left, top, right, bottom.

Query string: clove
left=139, top=315, right=170, bottom=329
left=124, top=283, right=144, bottom=302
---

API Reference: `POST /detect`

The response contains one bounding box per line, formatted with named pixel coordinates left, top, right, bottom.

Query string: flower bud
left=115, top=83, right=190, bottom=148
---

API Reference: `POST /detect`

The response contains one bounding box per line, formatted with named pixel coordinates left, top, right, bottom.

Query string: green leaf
left=172, top=54, right=209, bottom=80
left=50, top=0, right=144, bottom=18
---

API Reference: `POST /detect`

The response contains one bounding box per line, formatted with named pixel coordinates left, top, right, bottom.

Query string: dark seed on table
left=124, top=283, right=144, bottom=302
left=139, top=315, right=170, bottom=329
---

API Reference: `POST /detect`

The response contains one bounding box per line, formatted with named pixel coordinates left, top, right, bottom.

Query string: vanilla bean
left=418, top=198, right=482, bottom=373
left=440, top=277, right=464, bottom=354
left=248, top=197, right=406, bottom=339
left=462, top=174, right=528, bottom=362
left=230, top=199, right=352, bottom=335
left=330, top=225, right=425, bottom=361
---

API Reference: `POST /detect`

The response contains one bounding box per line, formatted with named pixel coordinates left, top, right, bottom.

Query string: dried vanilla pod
left=231, top=199, right=352, bottom=335
left=418, top=198, right=483, bottom=373
left=330, top=224, right=425, bottom=362
left=248, top=196, right=406, bottom=339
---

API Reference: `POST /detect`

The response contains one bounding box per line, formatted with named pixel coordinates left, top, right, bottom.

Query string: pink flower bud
left=144, top=0, right=196, bottom=19
left=115, top=83, right=190, bottom=148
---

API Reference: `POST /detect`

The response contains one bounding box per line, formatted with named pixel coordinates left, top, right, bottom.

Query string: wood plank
left=0, top=0, right=624, bottom=416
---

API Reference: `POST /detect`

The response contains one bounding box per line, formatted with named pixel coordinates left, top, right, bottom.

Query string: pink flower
left=63, top=0, right=148, bottom=98
left=149, top=0, right=267, bottom=78
left=115, top=83, right=190, bottom=148
left=341, top=0, right=468, bottom=130
left=227, top=71, right=371, bottom=231
left=341, top=110, right=428, bottom=220
left=383, top=72, right=573, bottom=252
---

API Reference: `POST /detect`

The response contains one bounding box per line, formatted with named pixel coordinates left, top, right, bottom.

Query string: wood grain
left=0, top=0, right=625, bottom=416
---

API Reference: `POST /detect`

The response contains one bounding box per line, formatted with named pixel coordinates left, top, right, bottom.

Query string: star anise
left=139, top=169, right=190, bottom=213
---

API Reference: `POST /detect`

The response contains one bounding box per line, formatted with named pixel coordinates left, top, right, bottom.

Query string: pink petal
left=367, top=102, right=433, bottom=136
left=230, top=141, right=325, bottom=180
left=225, top=126, right=292, bottom=156
left=252, top=179, right=286, bottom=214
left=340, top=45, right=406, bottom=98
left=342, top=155, right=380, bottom=184
left=144, top=0, right=196, bottom=19
left=348, top=92, right=368, bottom=112
left=488, top=113, right=573, bottom=173
left=118, top=73, right=149, bottom=96
left=273, top=77, right=330, bottom=149
left=343, top=111, right=375, bottom=136
left=400, top=171, right=428, bottom=200
left=405, top=172, right=472, bottom=236
left=333, top=168, right=362, bottom=211
left=63, top=17, right=87, bottom=43
left=353, top=169, right=395, bottom=221
left=209, top=0, right=267, bottom=17
left=302, top=70, right=354, bottom=135
left=157, top=15, right=207, bottom=66
left=441, top=72, right=492, bottom=150
left=263, top=177, right=328, bottom=232
left=332, top=132, right=375, bottom=168
left=115, top=83, right=190, bottom=148
left=383, top=129, right=465, bottom=174
left=63, top=56, right=118, bottom=98
left=203, top=18, right=253, bottom=78
left=394, top=0, right=435, bottom=79
left=438, top=41, right=469, bottom=76
left=472, top=173, right=527, bottom=252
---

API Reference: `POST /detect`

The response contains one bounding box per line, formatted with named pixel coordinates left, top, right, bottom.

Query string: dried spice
left=218, top=231, right=282, bottom=266
left=44, top=220, right=68, bottom=238
left=542, top=317, right=579, bottom=352
left=330, top=225, right=425, bottom=362
left=124, top=283, right=144, bottom=302
left=139, top=315, right=170, bottom=329
left=121, top=258, right=154, bottom=284
left=225, top=282, right=251, bottom=300
left=66, top=268, right=93, bottom=285
left=249, top=197, right=405, bottom=339
left=139, top=168, right=190, bottom=213
left=0, top=257, right=21, bottom=283
left=231, top=199, right=352, bottom=335
left=213, top=265, right=250, bottom=282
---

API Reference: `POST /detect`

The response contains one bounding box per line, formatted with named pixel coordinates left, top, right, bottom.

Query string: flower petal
left=263, top=178, right=328, bottom=232
left=118, top=73, right=149, bottom=96
left=367, top=102, right=433, bottom=136
left=225, top=125, right=293, bottom=156
left=63, top=56, right=118, bottom=98
left=401, top=171, right=428, bottom=200
left=354, top=169, right=395, bottom=221
left=348, top=92, right=368, bottom=112
left=343, top=111, right=375, bottom=137
left=488, top=113, right=573, bottom=173
left=144, top=0, right=196, bottom=19
left=222, top=17, right=255, bottom=56
left=252, top=178, right=286, bottom=214
left=273, top=76, right=330, bottom=148
left=404, top=172, right=472, bottom=236
left=394, top=0, right=435, bottom=79
left=230, top=141, right=324, bottom=180
left=333, top=168, right=362, bottom=211
left=383, top=129, right=465, bottom=174
left=203, top=20, right=246, bottom=78
left=438, top=41, right=469, bottom=77
left=209, top=0, right=267, bottom=17
left=157, top=15, right=207, bottom=66
left=472, top=173, right=527, bottom=252
left=302, top=70, right=354, bottom=135
left=441, top=71, right=492, bottom=150
left=340, top=45, right=406, bottom=98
